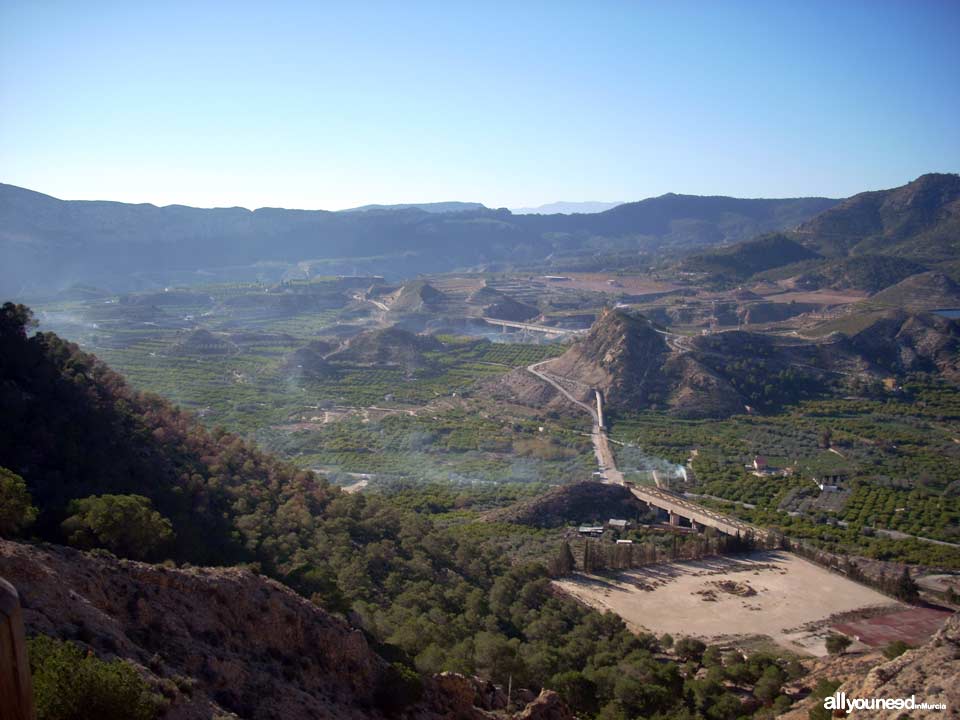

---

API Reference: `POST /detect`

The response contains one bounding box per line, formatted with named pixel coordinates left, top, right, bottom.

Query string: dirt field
left=757, top=289, right=867, bottom=305
left=553, top=551, right=901, bottom=656
left=832, top=607, right=952, bottom=647
left=560, top=273, right=682, bottom=295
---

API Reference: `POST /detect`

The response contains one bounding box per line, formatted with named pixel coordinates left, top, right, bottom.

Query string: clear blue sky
left=2, top=1, right=958, bottom=210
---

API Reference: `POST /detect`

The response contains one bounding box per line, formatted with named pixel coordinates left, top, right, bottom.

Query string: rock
left=515, top=690, right=573, bottom=720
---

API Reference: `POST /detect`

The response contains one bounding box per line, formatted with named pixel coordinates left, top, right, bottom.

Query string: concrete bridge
left=625, top=483, right=767, bottom=539
left=480, top=318, right=586, bottom=337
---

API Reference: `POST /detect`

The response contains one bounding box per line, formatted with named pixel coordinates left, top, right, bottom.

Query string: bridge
left=527, top=361, right=769, bottom=541
left=480, top=318, right=586, bottom=337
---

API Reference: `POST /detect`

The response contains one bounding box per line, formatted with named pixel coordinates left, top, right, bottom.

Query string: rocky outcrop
left=540, top=308, right=746, bottom=418
left=832, top=613, right=959, bottom=719
left=0, top=540, right=570, bottom=720
left=779, top=613, right=959, bottom=720
left=515, top=691, right=573, bottom=720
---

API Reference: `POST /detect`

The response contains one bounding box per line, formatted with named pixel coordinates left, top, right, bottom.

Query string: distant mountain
left=341, top=201, right=486, bottom=213
left=673, top=174, right=960, bottom=290
left=510, top=201, right=624, bottom=215
left=796, top=172, right=960, bottom=261
left=0, top=182, right=838, bottom=296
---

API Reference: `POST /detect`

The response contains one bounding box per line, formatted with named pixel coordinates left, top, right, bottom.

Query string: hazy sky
left=2, top=1, right=958, bottom=210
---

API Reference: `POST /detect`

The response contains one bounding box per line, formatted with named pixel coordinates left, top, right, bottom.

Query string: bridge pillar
left=691, top=520, right=703, bottom=533
left=669, top=512, right=681, bottom=527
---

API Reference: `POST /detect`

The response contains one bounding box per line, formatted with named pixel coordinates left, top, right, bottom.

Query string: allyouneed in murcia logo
left=824, top=691, right=947, bottom=714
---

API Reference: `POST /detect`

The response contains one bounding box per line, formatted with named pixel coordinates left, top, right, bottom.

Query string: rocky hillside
left=867, top=271, right=960, bottom=311
left=540, top=308, right=746, bottom=418
left=0, top=539, right=570, bottom=720
left=780, top=612, right=958, bottom=720
left=797, top=172, right=960, bottom=262
left=845, top=310, right=960, bottom=382
left=388, top=281, right=449, bottom=313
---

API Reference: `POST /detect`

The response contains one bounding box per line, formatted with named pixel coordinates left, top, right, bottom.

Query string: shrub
left=374, top=662, right=423, bottom=714
left=28, top=635, right=163, bottom=720
left=0, top=467, right=38, bottom=537
left=825, top=633, right=852, bottom=655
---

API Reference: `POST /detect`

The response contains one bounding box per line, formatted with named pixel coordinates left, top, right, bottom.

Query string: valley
left=3, top=172, right=960, bottom=720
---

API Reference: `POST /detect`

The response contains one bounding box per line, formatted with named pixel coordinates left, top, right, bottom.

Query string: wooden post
left=0, top=577, right=35, bottom=720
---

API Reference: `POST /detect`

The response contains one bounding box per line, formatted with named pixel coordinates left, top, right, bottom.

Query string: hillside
left=844, top=310, right=960, bottom=381
left=680, top=233, right=821, bottom=281
left=540, top=308, right=747, bottom=417
left=793, top=254, right=928, bottom=292
left=0, top=538, right=572, bottom=720
left=671, top=174, right=959, bottom=290
left=329, top=326, right=443, bottom=371
left=867, top=271, right=960, bottom=311
left=796, top=172, right=960, bottom=261
left=0, top=182, right=837, bottom=296
left=780, top=613, right=959, bottom=720
left=482, top=482, right=646, bottom=528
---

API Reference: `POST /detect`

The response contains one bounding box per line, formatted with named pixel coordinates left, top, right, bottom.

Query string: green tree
left=825, top=633, right=852, bottom=655
left=61, top=494, right=174, bottom=560
left=28, top=635, right=162, bottom=720
left=0, top=467, right=37, bottom=537
left=549, top=670, right=597, bottom=715
left=674, top=636, right=706, bottom=663
left=894, top=567, right=920, bottom=603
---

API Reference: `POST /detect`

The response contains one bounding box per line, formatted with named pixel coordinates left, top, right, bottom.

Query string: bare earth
left=554, top=551, right=902, bottom=656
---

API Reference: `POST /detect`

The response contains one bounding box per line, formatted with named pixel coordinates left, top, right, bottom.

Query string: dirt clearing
left=553, top=551, right=901, bottom=656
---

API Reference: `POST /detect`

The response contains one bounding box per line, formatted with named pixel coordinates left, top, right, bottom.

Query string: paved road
left=526, top=359, right=765, bottom=538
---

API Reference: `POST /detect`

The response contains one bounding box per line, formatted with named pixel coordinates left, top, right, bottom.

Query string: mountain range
left=509, top=201, right=625, bottom=214
left=0, top=183, right=836, bottom=296
left=680, top=173, right=960, bottom=290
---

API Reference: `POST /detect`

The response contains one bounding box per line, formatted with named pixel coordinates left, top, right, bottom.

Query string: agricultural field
left=607, top=381, right=960, bottom=565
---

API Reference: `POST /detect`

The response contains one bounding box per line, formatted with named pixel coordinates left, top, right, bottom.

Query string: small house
left=578, top=526, right=604, bottom=536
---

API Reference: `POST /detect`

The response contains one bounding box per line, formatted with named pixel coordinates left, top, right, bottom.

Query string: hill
left=388, top=280, right=450, bottom=313
left=510, top=201, right=624, bottom=214
left=328, top=326, right=443, bottom=371
left=482, top=482, right=646, bottom=528
left=792, top=254, right=928, bottom=292
left=796, top=172, right=960, bottom=261
left=680, top=233, right=821, bottom=281
left=867, top=271, right=960, bottom=311
left=540, top=308, right=747, bottom=417
left=0, top=182, right=837, bottom=296
left=672, top=174, right=959, bottom=290
left=342, top=201, right=486, bottom=213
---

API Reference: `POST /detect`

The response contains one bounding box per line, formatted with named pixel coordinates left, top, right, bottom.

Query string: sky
left=1, top=1, right=959, bottom=211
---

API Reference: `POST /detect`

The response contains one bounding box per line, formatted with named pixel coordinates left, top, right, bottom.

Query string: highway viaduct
left=529, top=362, right=770, bottom=542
